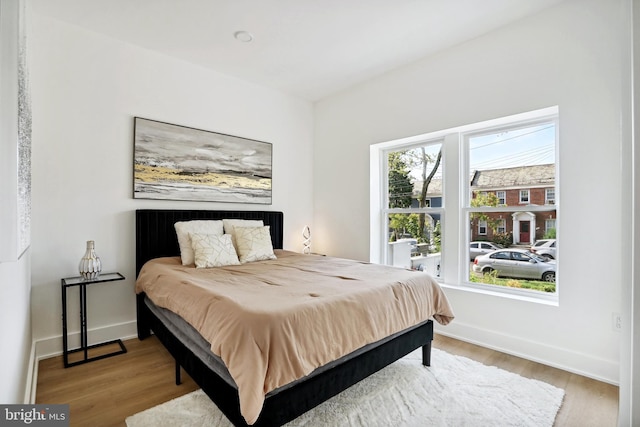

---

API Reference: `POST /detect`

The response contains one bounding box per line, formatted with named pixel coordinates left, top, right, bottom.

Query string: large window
left=383, top=141, right=443, bottom=277
left=466, top=119, right=558, bottom=294
left=372, top=106, right=558, bottom=300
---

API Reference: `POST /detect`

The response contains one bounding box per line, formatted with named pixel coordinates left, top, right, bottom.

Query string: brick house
left=469, top=164, right=556, bottom=245
left=413, top=163, right=556, bottom=245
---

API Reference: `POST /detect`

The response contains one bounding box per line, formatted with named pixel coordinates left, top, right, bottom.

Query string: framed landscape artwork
left=0, top=0, right=31, bottom=262
left=133, top=118, right=272, bottom=204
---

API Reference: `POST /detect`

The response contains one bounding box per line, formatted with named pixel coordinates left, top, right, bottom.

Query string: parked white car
left=472, top=249, right=556, bottom=282
left=530, top=239, right=557, bottom=260
left=469, top=241, right=503, bottom=261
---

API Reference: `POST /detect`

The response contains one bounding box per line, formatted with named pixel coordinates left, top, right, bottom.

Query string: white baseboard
left=34, top=320, right=138, bottom=361
left=435, top=321, right=619, bottom=386
left=26, top=320, right=138, bottom=403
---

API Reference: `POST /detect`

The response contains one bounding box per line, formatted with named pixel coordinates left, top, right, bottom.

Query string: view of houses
left=468, top=164, right=556, bottom=245
left=411, top=163, right=556, bottom=246
left=387, top=163, right=557, bottom=286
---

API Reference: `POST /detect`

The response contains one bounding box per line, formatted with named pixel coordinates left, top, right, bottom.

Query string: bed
left=135, top=209, right=454, bottom=426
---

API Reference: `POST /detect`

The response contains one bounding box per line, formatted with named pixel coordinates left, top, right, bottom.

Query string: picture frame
left=0, top=0, right=31, bottom=262
left=133, top=118, right=272, bottom=204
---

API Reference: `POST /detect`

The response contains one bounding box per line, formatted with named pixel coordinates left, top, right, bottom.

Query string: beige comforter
left=135, top=250, right=454, bottom=424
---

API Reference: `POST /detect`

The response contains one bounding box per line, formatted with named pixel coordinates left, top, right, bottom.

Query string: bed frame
left=135, top=208, right=434, bottom=427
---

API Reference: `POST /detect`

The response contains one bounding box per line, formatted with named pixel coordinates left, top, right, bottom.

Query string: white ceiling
left=31, top=0, right=566, bottom=101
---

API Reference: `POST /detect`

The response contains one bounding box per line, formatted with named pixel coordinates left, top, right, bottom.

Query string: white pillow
left=190, top=233, right=240, bottom=268
left=234, top=226, right=277, bottom=263
left=174, top=220, right=224, bottom=265
left=222, top=219, right=264, bottom=249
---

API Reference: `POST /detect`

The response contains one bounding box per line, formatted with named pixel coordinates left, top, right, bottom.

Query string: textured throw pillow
left=174, top=220, right=224, bottom=265
left=234, top=226, right=277, bottom=263
left=222, top=219, right=264, bottom=249
left=190, top=233, right=240, bottom=268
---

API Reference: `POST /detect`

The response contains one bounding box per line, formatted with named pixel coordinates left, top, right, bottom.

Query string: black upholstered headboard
left=135, top=209, right=284, bottom=276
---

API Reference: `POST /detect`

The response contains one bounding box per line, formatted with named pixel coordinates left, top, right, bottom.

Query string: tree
left=388, top=146, right=442, bottom=246
left=417, top=148, right=442, bottom=234
left=388, top=213, right=419, bottom=242
left=543, top=228, right=556, bottom=239
left=387, top=151, right=413, bottom=209
left=470, top=191, right=502, bottom=234
left=404, top=147, right=442, bottom=239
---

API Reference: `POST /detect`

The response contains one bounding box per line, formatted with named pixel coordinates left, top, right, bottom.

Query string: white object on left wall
left=0, top=0, right=31, bottom=262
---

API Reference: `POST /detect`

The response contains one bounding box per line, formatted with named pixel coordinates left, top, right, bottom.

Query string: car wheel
left=483, top=267, right=495, bottom=275
left=542, top=254, right=554, bottom=260
left=542, top=271, right=555, bottom=282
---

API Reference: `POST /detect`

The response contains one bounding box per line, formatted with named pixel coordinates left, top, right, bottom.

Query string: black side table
left=61, top=272, right=127, bottom=367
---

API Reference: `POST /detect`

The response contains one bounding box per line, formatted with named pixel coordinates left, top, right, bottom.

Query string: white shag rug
left=126, top=348, right=564, bottom=427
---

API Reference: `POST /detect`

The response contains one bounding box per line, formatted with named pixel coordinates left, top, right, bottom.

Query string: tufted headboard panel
left=135, top=209, right=284, bottom=276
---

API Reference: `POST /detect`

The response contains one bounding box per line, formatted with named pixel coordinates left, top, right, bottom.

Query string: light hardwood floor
left=36, top=334, right=619, bottom=427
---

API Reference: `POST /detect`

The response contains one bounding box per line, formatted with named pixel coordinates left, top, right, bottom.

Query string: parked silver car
left=530, top=239, right=557, bottom=260
left=469, top=241, right=503, bottom=261
left=472, top=249, right=556, bottom=282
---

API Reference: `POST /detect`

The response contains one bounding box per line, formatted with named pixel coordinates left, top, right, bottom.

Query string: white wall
left=0, top=0, right=32, bottom=404
left=315, top=0, right=626, bottom=384
left=28, top=15, right=315, bottom=355
left=0, top=253, right=32, bottom=403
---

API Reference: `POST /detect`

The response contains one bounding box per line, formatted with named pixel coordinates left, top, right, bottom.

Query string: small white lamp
left=302, top=225, right=311, bottom=254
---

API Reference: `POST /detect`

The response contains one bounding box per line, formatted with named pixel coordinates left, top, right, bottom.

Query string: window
left=372, top=106, right=558, bottom=300
left=545, top=218, right=556, bottom=234
left=491, top=251, right=510, bottom=260
left=478, top=220, right=487, bottom=235
left=546, top=188, right=555, bottom=205
left=467, top=116, right=557, bottom=294
left=382, top=141, right=443, bottom=277
left=511, top=251, right=532, bottom=262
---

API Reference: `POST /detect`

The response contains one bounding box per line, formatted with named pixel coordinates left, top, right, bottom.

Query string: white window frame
left=545, top=218, right=556, bottom=233
left=496, top=191, right=506, bottom=206
left=478, top=220, right=488, bottom=235
left=375, top=138, right=444, bottom=274
left=546, top=188, right=555, bottom=205
left=371, top=106, right=559, bottom=304
left=519, top=189, right=530, bottom=204
left=497, top=218, right=506, bottom=234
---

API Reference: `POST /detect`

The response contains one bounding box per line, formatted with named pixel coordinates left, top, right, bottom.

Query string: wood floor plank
left=36, top=334, right=618, bottom=426
left=36, top=337, right=198, bottom=427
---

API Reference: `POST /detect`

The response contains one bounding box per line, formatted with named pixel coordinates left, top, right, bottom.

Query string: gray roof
left=412, top=178, right=442, bottom=197
left=412, top=164, right=555, bottom=197
left=471, top=164, right=555, bottom=189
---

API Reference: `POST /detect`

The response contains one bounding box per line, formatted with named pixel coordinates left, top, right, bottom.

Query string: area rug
left=126, top=348, right=564, bottom=427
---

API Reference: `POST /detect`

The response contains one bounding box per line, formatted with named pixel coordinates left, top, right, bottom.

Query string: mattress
left=145, top=295, right=433, bottom=396
left=137, top=250, right=454, bottom=423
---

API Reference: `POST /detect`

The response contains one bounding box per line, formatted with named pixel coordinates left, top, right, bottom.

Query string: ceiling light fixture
left=234, top=31, right=254, bottom=43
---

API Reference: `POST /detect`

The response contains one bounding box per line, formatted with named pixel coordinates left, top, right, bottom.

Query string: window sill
left=439, top=281, right=559, bottom=306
